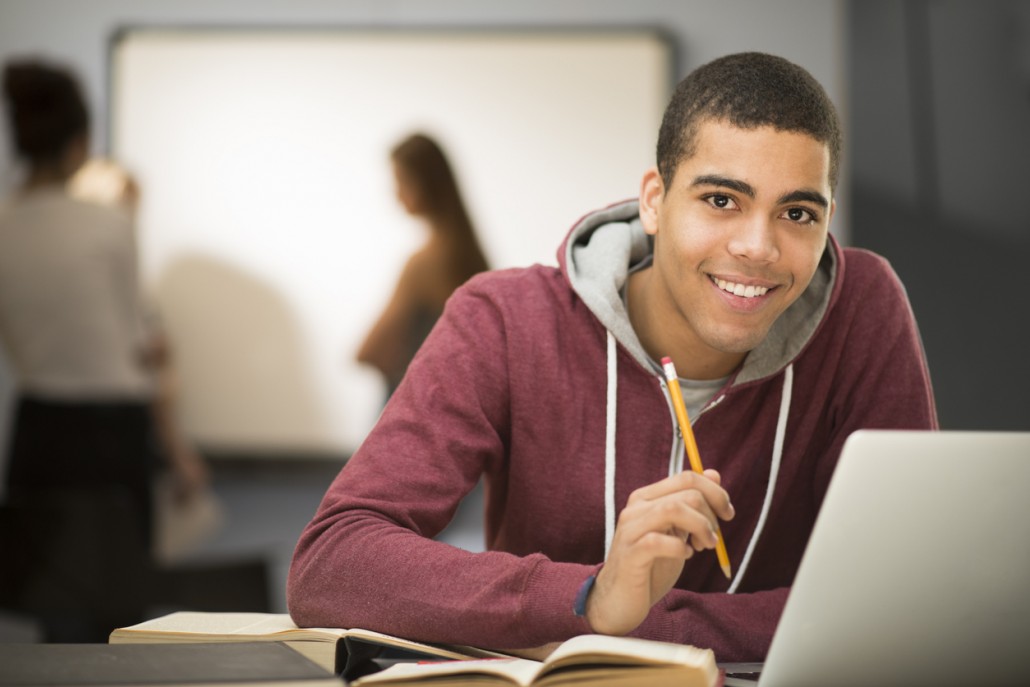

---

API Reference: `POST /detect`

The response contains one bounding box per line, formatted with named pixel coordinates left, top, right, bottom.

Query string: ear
left=639, top=167, right=664, bottom=236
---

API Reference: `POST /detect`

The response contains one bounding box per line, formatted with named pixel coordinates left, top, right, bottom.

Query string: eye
left=705, top=194, right=738, bottom=211
left=782, top=207, right=818, bottom=224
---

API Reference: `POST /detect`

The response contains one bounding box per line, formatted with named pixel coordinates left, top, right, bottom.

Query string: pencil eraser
left=660, top=356, right=677, bottom=381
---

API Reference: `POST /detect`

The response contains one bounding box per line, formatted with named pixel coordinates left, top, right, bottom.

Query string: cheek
left=659, top=210, right=719, bottom=263
left=657, top=232, right=703, bottom=279
left=785, top=234, right=828, bottom=286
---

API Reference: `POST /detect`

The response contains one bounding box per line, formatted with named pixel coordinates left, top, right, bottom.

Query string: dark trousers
left=1, top=396, right=156, bottom=641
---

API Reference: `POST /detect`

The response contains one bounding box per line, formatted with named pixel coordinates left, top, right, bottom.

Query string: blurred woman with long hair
left=357, top=133, right=489, bottom=394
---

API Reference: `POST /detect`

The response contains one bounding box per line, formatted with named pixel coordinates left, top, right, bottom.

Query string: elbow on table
left=285, top=544, right=346, bottom=628
left=285, top=557, right=319, bottom=627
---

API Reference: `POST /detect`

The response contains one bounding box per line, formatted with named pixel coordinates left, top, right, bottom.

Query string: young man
left=288, top=52, right=937, bottom=662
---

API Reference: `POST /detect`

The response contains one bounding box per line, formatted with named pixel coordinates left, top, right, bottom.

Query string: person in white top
left=0, top=58, right=205, bottom=641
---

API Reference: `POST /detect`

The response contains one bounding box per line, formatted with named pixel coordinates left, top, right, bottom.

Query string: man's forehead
left=688, top=117, right=830, bottom=151
left=678, top=119, right=833, bottom=192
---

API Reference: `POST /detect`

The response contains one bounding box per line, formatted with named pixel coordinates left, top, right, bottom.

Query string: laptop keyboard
left=721, top=663, right=763, bottom=686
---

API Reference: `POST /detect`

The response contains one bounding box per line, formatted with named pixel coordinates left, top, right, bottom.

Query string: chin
left=706, top=328, right=771, bottom=356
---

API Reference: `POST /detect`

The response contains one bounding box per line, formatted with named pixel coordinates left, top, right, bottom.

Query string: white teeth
left=714, top=277, right=769, bottom=298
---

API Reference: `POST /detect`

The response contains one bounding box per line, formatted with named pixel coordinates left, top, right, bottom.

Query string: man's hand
left=585, top=469, right=734, bottom=636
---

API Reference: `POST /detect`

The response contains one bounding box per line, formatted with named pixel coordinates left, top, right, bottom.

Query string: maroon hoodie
left=288, top=200, right=937, bottom=662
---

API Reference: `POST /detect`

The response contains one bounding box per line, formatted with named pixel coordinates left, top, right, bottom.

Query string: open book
left=351, top=634, right=719, bottom=687
left=109, top=612, right=500, bottom=677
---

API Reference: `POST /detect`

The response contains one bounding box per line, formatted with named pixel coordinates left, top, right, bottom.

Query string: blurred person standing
left=67, top=157, right=210, bottom=519
left=0, top=58, right=202, bottom=640
left=356, top=133, right=490, bottom=396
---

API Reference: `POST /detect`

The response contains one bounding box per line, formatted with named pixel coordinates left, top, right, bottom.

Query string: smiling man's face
left=635, top=118, right=835, bottom=379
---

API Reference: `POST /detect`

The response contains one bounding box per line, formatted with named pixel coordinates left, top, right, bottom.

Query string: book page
left=343, top=628, right=507, bottom=660
left=353, top=657, right=542, bottom=686
left=544, top=634, right=713, bottom=670
left=111, top=612, right=497, bottom=665
left=282, top=640, right=337, bottom=674
left=110, top=612, right=345, bottom=642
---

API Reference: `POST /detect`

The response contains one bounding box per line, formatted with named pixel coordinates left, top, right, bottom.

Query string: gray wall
left=849, top=0, right=1030, bottom=431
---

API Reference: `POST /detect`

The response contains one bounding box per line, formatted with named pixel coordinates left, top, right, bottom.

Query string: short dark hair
left=2, top=59, right=89, bottom=164
left=656, top=52, right=842, bottom=192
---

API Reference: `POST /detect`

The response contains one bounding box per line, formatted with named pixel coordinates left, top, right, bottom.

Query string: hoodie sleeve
left=631, top=588, right=790, bottom=662
left=287, top=276, right=595, bottom=649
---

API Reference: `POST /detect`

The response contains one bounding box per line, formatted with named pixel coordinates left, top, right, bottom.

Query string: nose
left=727, top=216, right=779, bottom=263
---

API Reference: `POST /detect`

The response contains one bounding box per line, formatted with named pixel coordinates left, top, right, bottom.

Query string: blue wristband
left=573, top=574, right=597, bottom=617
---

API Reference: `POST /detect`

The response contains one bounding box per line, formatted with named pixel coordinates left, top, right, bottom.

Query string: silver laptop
left=725, top=429, right=1030, bottom=687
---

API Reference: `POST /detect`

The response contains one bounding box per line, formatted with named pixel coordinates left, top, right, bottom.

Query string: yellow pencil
left=660, top=356, right=732, bottom=580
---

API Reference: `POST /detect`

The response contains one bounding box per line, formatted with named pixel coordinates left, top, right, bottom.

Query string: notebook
left=724, top=429, right=1030, bottom=687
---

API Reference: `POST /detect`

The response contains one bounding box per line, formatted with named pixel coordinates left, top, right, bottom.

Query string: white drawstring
left=727, top=363, right=793, bottom=593
left=601, top=331, right=794, bottom=587
left=603, top=331, right=617, bottom=560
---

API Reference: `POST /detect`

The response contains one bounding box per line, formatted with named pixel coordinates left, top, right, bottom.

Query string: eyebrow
left=778, top=189, right=830, bottom=211
left=691, top=174, right=829, bottom=211
left=692, top=174, right=755, bottom=198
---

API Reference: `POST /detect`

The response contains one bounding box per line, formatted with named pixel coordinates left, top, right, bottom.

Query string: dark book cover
left=0, top=641, right=340, bottom=686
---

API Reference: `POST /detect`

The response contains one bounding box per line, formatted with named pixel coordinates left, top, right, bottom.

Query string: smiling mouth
left=711, top=276, right=771, bottom=298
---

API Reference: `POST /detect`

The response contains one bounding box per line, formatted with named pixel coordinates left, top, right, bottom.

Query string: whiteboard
left=110, top=28, right=672, bottom=456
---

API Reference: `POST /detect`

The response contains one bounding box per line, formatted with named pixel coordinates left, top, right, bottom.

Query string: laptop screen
left=756, top=430, right=1030, bottom=687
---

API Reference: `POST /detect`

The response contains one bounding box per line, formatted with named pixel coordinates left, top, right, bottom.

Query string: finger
left=670, top=514, right=725, bottom=556
left=618, top=494, right=721, bottom=550
left=673, top=526, right=717, bottom=554
left=629, top=471, right=735, bottom=522
left=686, top=472, right=735, bottom=521
left=629, top=470, right=710, bottom=501
left=686, top=529, right=718, bottom=552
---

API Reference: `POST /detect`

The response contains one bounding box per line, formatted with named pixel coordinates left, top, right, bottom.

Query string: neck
left=626, top=267, right=746, bottom=380
left=23, top=161, right=76, bottom=192
left=22, top=135, right=87, bottom=192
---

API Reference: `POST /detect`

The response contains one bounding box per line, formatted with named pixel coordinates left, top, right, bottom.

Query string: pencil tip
left=722, top=564, right=732, bottom=579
